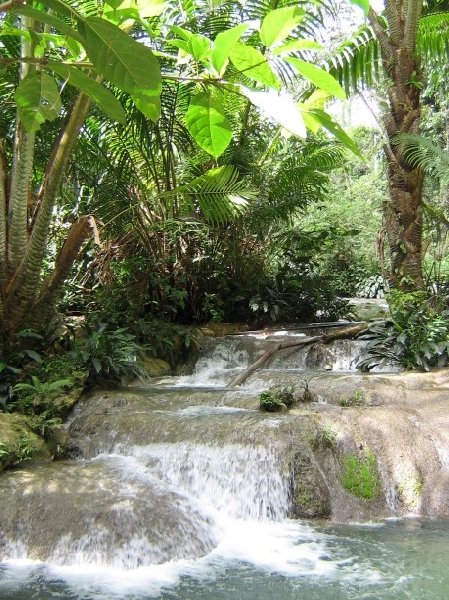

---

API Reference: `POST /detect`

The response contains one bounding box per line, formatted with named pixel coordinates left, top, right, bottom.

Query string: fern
left=395, top=132, right=449, bottom=172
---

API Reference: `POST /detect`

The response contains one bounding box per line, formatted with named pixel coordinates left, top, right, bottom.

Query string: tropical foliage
left=0, top=0, right=361, bottom=361
left=357, top=291, right=449, bottom=371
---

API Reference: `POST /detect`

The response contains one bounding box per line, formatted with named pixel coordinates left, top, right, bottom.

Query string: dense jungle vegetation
left=2, top=0, right=449, bottom=433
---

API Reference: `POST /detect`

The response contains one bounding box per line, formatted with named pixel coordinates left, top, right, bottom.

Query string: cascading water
left=2, top=327, right=449, bottom=599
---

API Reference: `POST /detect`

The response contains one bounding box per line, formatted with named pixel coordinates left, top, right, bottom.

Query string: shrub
left=69, top=323, right=146, bottom=382
left=357, top=291, right=449, bottom=371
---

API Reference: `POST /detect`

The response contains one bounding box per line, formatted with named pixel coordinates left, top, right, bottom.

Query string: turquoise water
left=1, top=519, right=448, bottom=599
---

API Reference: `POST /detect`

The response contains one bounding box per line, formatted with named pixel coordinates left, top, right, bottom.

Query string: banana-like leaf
left=49, top=63, right=126, bottom=123
left=259, top=6, right=305, bottom=48
left=15, top=72, right=62, bottom=132
left=185, top=91, right=233, bottom=158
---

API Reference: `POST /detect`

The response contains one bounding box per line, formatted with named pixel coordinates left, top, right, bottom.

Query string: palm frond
left=327, top=24, right=381, bottom=96
left=417, top=11, right=449, bottom=60
left=251, top=137, right=345, bottom=226
left=166, top=165, right=256, bottom=225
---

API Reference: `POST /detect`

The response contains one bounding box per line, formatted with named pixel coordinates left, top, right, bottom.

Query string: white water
left=2, top=436, right=387, bottom=599
left=169, top=332, right=368, bottom=389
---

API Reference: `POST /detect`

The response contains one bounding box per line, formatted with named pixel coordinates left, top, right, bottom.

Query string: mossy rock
left=141, top=356, right=172, bottom=377
left=51, top=384, right=86, bottom=418
left=290, top=452, right=331, bottom=519
left=0, top=413, right=50, bottom=471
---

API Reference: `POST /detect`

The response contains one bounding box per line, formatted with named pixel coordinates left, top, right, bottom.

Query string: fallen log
left=226, top=323, right=366, bottom=388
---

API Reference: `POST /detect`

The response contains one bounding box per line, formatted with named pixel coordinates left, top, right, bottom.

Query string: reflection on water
left=1, top=519, right=449, bottom=599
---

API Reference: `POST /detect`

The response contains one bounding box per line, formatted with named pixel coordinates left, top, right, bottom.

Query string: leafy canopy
left=1, top=0, right=359, bottom=157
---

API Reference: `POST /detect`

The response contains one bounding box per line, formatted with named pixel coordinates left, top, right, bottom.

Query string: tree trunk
left=30, top=215, right=100, bottom=327
left=383, top=44, right=424, bottom=290
left=384, top=156, right=424, bottom=290
left=370, top=0, right=425, bottom=292
left=4, top=93, right=91, bottom=334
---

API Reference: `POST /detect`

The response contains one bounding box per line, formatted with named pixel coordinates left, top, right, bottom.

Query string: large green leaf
left=240, top=86, right=306, bottom=137
left=49, top=63, right=126, bottom=123
left=211, top=24, right=249, bottom=75
left=286, top=57, right=346, bottom=100
left=105, top=0, right=165, bottom=13
left=230, top=44, right=280, bottom=90
left=15, top=72, right=62, bottom=132
left=136, top=0, right=166, bottom=17
left=305, top=109, right=361, bottom=157
left=273, top=38, right=323, bottom=56
left=131, top=91, right=161, bottom=122
left=185, top=91, right=233, bottom=157
left=170, top=26, right=192, bottom=41
left=259, top=6, right=305, bottom=48
left=10, top=6, right=84, bottom=43
left=187, top=34, right=212, bottom=62
left=82, top=17, right=162, bottom=103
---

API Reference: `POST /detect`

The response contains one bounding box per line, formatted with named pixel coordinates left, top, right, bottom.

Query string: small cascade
left=128, top=442, right=291, bottom=521
left=176, top=328, right=367, bottom=388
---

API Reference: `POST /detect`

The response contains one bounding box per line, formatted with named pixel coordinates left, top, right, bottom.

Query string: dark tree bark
left=369, top=1, right=425, bottom=291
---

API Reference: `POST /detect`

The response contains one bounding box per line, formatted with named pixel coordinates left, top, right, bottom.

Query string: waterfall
left=127, top=442, right=291, bottom=520
left=4, top=324, right=441, bottom=600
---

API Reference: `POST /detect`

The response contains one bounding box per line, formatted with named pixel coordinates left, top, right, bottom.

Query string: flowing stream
left=1, top=328, right=449, bottom=599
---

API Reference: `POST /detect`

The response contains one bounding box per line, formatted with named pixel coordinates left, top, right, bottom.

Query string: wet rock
left=141, top=356, right=172, bottom=377
left=289, top=451, right=331, bottom=518
left=0, top=458, right=216, bottom=566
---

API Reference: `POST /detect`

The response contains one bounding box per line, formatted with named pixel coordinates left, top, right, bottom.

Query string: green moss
left=0, top=413, right=50, bottom=470
left=339, top=389, right=366, bottom=407
left=311, top=425, right=337, bottom=450
left=341, top=448, right=381, bottom=500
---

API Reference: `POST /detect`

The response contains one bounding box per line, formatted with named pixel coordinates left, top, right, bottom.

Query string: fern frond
left=417, top=11, right=449, bottom=60
left=395, top=132, right=449, bottom=173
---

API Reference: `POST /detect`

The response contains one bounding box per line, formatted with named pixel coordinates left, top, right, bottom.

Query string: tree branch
left=384, top=0, right=402, bottom=46
left=404, top=0, right=423, bottom=51
left=226, top=324, right=367, bottom=388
